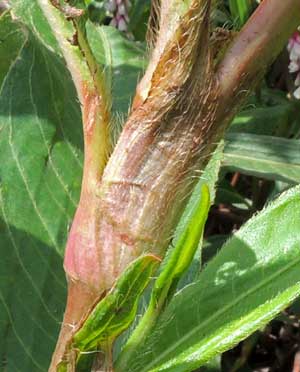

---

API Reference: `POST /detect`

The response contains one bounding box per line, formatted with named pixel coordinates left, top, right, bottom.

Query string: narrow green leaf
left=229, top=0, right=253, bottom=27
left=174, top=141, right=224, bottom=243
left=72, top=254, right=160, bottom=351
left=116, top=185, right=211, bottom=371
left=152, top=184, right=210, bottom=303
left=174, top=142, right=224, bottom=289
left=126, top=185, right=300, bottom=372
left=224, top=133, right=300, bottom=184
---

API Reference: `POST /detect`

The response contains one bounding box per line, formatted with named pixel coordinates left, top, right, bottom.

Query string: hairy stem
left=50, top=0, right=300, bottom=370
left=49, top=281, right=99, bottom=371
left=38, top=0, right=111, bottom=184
left=37, top=2, right=112, bottom=370
left=88, top=0, right=300, bottom=293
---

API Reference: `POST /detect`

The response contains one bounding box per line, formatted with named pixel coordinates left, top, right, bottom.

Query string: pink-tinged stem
left=75, top=0, right=300, bottom=294
left=217, top=0, right=300, bottom=112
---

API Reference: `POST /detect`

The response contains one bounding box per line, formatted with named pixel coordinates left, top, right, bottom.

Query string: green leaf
left=0, top=32, right=83, bottom=370
left=202, top=235, right=228, bottom=266
left=200, top=355, right=221, bottom=372
left=10, top=0, right=61, bottom=54
left=229, top=0, right=253, bottom=27
left=0, top=12, right=25, bottom=88
left=125, top=185, right=300, bottom=372
left=72, top=254, right=160, bottom=351
left=152, top=184, right=210, bottom=303
left=128, top=0, right=151, bottom=41
left=224, top=133, right=300, bottom=184
left=215, top=179, right=251, bottom=209
left=174, top=141, right=224, bottom=243
left=10, top=0, right=146, bottom=116
left=174, top=141, right=224, bottom=287
left=86, top=23, right=146, bottom=117
left=229, top=105, right=293, bottom=136
left=115, top=185, right=211, bottom=371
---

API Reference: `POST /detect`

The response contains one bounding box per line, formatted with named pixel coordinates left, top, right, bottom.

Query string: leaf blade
left=0, top=33, right=83, bottom=370
left=224, top=133, right=300, bottom=183
left=73, top=255, right=160, bottom=351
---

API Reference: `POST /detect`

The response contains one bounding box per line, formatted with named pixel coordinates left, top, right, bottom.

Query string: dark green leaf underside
left=0, top=32, right=83, bottom=371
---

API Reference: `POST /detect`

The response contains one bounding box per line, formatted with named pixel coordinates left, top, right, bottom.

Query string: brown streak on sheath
left=119, top=233, right=136, bottom=247
left=81, top=83, right=106, bottom=139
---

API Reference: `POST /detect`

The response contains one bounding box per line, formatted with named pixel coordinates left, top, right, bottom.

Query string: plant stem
left=49, top=0, right=300, bottom=370
left=49, top=281, right=100, bottom=371
left=217, top=0, right=300, bottom=114
left=91, top=0, right=300, bottom=296
left=37, top=0, right=91, bottom=102
left=38, top=0, right=111, bottom=186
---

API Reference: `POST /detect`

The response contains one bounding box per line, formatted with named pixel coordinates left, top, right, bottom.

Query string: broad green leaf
left=10, top=0, right=61, bottom=54
left=0, top=12, right=25, bottom=87
left=73, top=255, right=160, bottom=351
left=224, top=133, right=300, bottom=184
left=125, top=185, right=300, bottom=372
left=10, top=0, right=146, bottom=116
left=202, top=235, right=228, bottom=266
left=0, top=32, right=83, bottom=370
